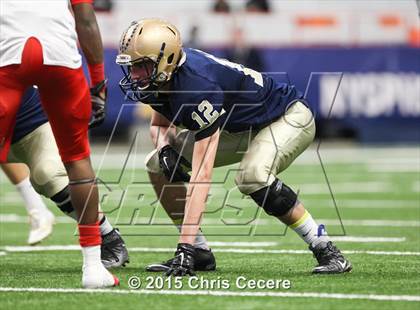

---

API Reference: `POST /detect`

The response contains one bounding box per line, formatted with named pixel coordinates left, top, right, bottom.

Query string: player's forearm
left=73, top=3, right=103, bottom=65
left=180, top=182, right=211, bottom=244
left=179, top=130, right=220, bottom=244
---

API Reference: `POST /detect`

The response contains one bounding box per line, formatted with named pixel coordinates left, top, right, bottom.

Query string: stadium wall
left=91, top=46, right=419, bottom=143
left=89, top=1, right=420, bottom=143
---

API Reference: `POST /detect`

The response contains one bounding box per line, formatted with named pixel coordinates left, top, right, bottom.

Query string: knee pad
left=144, top=149, right=162, bottom=174
left=30, top=158, right=68, bottom=197
left=32, top=159, right=60, bottom=186
left=249, top=179, right=298, bottom=217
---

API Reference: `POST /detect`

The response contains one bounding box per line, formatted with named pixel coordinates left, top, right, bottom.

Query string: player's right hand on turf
left=158, top=145, right=191, bottom=182
left=165, top=243, right=196, bottom=277
left=89, top=79, right=107, bottom=129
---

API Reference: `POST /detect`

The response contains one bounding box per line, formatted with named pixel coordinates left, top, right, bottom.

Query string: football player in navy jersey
left=5, top=86, right=129, bottom=268
left=117, top=19, right=352, bottom=275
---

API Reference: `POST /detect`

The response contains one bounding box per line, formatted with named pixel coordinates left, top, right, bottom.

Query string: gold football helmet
left=116, top=18, right=183, bottom=101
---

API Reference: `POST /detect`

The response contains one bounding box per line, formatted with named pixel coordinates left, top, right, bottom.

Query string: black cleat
left=146, top=248, right=216, bottom=272
left=101, top=229, right=129, bottom=269
left=310, top=241, right=352, bottom=274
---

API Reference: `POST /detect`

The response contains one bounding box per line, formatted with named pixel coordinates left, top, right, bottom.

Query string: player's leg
left=0, top=65, right=51, bottom=244
left=9, top=122, right=129, bottom=267
left=1, top=162, right=55, bottom=245
left=235, top=101, right=351, bottom=274
left=38, top=93, right=116, bottom=286
left=144, top=129, right=250, bottom=271
left=25, top=36, right=117, bottom=287
left=0, top=66, right=25, bottom=164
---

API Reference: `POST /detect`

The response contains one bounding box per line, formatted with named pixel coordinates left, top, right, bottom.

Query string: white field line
left=368, top=164, right=420, bottom=173
left=412, top=181, right=420, bottom=193
left=209, top=241, right=277, bottom=247
left=210, top=238, right=406, bottom=245
left=0, top=237, right=406, bottom=258
left=3, top=195, right=419, bottom=209
left=1, top=213, right=419, bottom=228
left=101, top=182, right=392, bottom=194
left=291, top=182, right=391, bottom=194
left=0, top=287, right=419, bottom=302
left=318, top=219, right=420, bottom=227
left=308, top=199, right=420, bottom=209
left=120, top=218, right=419, bottom=227
left=0, top=182, right=395, bottom=202
left=3, top=245, right=81, bottom=252
left=1, top=191, right=418, bottom=213
left=87, top=147, right=420, bottom=168
left=3, top=245, right=420, bottom=256
left=0, top=214, right=73, bottom=223
left=329, top=236, right=405, bottom=243
left=124, top=198, right=419, bottom=209
left=1, top=146, right=418, bottom=174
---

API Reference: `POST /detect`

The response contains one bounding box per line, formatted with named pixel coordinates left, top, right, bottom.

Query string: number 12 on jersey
left=191, top=100, right=220, bottom=129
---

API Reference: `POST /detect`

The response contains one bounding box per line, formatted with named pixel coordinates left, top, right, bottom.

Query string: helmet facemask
left=117, top=43, right=166, bottom=102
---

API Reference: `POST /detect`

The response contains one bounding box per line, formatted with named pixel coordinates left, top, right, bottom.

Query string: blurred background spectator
left=213, top=0, right=231, bottom=13
left=225, top=27, right=264, bottom=72
left=185, top=25, right=203, bottom=50
left=93, top=0, right=113, bottom=12
left=245, top=0, right=271, bottom=13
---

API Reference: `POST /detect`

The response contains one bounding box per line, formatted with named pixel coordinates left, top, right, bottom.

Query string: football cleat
left=27, top=209, right=55, bottom=245
left=82, top=263, right=119, bottom=288
left=146, top=247, right=216, bottom=272
left=310, top=241, right=352, bottom=274
left=101, top=229, right=129, bottom=269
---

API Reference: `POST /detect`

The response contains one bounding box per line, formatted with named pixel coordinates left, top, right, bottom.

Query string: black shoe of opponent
left=101, top=229, right=130, bottom=269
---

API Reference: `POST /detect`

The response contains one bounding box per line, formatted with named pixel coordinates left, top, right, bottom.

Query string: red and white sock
left=78, top=221, right=119, bottom=288
left=78, top=221, right=102, bottom=266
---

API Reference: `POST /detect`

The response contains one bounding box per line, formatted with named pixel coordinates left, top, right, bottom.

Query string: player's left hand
left=165, top=243, right=196, bottom=277
left=89, top=79, right=107, bottom=129
left=158, top=145, right=192, bottom=183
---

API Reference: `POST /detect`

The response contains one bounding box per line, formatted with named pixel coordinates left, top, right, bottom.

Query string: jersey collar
left=177, top=50, right=187, bottom=67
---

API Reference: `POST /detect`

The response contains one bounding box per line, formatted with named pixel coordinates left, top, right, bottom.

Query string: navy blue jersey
left=12, top=87, right=48, bottom=144
left=146, top=48, right=303, bottom=139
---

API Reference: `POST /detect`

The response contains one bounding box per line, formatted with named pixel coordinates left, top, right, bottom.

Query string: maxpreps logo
left=320, top=73, right=420, bottom=118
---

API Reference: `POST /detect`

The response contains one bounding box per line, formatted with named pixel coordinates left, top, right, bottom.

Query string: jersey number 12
left=192, top=100, right=220, bottom=129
